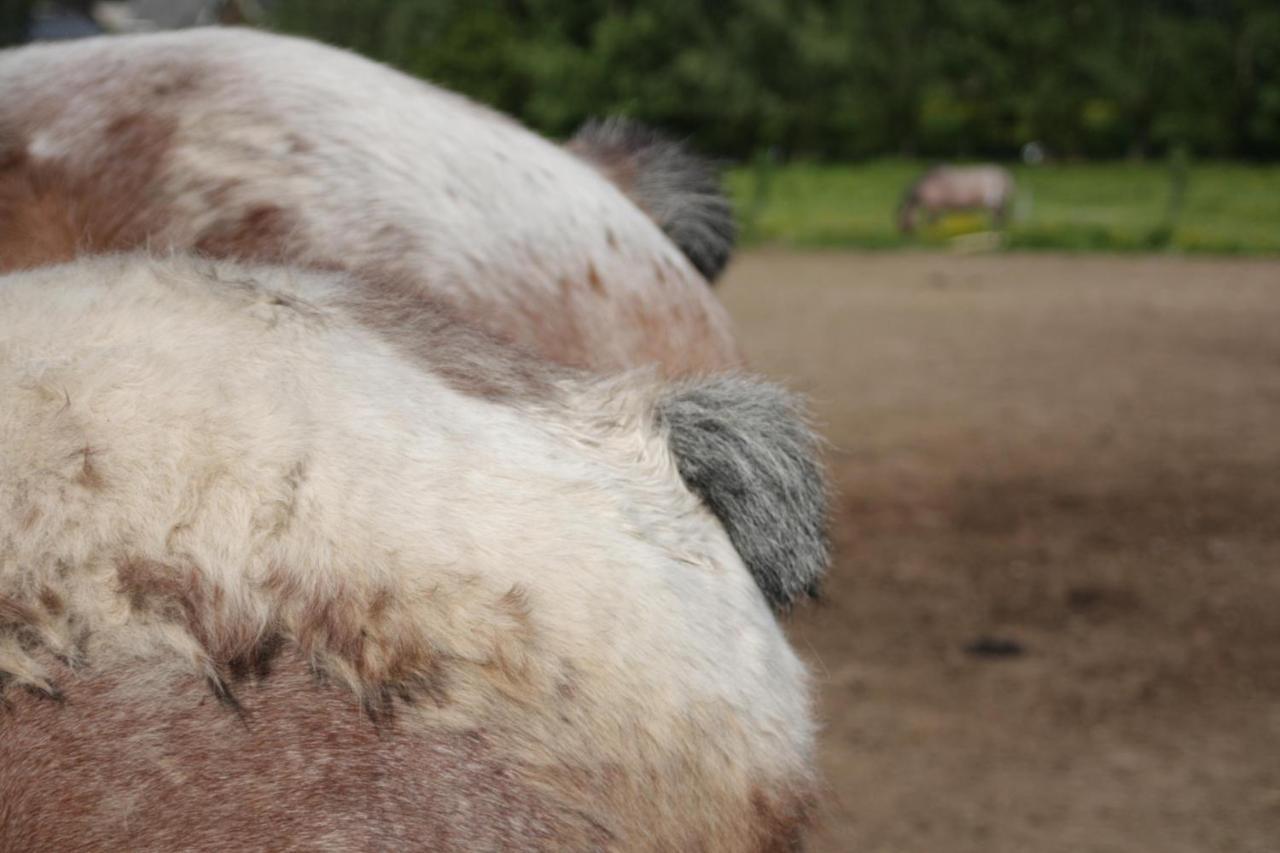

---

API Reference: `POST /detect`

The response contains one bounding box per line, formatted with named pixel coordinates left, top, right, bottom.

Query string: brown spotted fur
left=0, top=29, right=743, bottom=376
left=0, top=256, right=815, bottom=851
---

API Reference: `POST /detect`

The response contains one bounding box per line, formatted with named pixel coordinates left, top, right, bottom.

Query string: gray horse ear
left=655, top=376, right=830, bottom=610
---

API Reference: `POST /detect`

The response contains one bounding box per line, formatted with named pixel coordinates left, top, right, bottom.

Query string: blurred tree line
left=0, top=1, right=30, bottom=45
left=3, top=0, right=1277, bottom=160
left=265, top=0, right=1280, bottom=160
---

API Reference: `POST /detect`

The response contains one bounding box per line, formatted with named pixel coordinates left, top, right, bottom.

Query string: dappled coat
left=0, top=28, right=740, bottom=375
left=0, top=255, right=828, bottom=851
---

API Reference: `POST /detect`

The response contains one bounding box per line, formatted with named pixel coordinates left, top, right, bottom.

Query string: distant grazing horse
left=0, top=255, right=827, bottom=852
left=0, top=28, right=739, bottom=376
left=898, top=165, right=1016, bottom=234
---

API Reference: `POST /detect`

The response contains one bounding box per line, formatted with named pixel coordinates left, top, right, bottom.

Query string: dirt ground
left=718, top=251, right=1280, bottom=853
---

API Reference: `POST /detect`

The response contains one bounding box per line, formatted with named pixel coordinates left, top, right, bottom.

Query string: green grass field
left=727, top=161, right=1280, bottom=254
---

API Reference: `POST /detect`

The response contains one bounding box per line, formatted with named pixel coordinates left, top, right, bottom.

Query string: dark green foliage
left=266, top=1, right=1273, bottom=161
left=0, top=0, right=34, bottom=46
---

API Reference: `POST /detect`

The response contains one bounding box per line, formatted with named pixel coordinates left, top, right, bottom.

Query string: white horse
left=0, top=255, right=826, bottom=851
left=0, top=28, right=739, bottom=376
left=899, top=164, right=1016, bottom=233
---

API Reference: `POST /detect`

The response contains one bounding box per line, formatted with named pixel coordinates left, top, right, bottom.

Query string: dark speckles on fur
left=73, top=444, right=105, bottom=491
left=568, top=117, right=736, bottom=283
left=193, top=204, right=296, bottom=262
left=37, top=588, right=64, bottom=617
left=656, top=377, right=830, bottom=610
left=227, top=632, right=287, bottom=684
left=0, top=595, right=40, bottom=630
left=207, top=675, right=246, bottom=720
left=585, top=262, right=604, bottom=294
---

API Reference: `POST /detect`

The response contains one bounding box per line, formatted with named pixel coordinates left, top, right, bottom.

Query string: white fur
left=0, top=255, right=810, bottom=846
left=0, top=28, right=741, bottom=374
